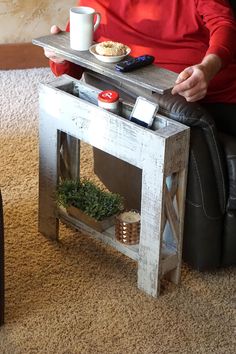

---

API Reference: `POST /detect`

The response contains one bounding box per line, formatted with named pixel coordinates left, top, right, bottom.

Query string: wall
left=0, top=0, right=75, bottom=44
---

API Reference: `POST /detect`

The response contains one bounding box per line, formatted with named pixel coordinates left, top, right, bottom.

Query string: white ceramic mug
left=70, top=6, right=101, bottom=51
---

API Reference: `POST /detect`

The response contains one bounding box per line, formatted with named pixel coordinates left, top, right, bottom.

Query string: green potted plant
left=56, top=178, right=124, bottom=232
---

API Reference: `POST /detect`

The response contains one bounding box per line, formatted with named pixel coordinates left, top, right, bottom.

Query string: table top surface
left=33, top=32, right=178, bottom=95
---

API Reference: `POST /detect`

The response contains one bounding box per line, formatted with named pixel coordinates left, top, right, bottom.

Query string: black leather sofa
left=93, top=3, right=236, bottom=271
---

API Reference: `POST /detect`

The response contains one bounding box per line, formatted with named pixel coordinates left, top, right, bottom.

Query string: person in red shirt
left=46, top=0, right=236, bottom=104
left=45, top=0, right=236, bottom=191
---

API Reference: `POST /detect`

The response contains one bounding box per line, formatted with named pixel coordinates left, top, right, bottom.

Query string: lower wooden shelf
left=38, top=76, right=189, bottom=296
left=58, top=208, right=139, bottom=261
left=58, top=208, right=177, bottom=276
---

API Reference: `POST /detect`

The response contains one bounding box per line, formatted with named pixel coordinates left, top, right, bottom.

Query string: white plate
left=89, top=44, right=131, bottom=63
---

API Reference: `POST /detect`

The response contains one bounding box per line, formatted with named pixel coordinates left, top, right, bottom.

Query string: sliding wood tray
left=33, top=32, right=178, bottom=95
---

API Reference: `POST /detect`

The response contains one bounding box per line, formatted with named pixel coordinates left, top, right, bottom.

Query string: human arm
left=171, top=54, right=222, bottom=102
left=44, top=24, right=84, bottom=79
left=172, top=0, right=236, bottom=102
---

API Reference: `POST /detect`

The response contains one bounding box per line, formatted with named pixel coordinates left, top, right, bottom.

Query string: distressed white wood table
left=38, top=75, right=189, bottom=297
left=35, top=33, right=190, bottom=297
left=33, top=32, right=178, bottom=95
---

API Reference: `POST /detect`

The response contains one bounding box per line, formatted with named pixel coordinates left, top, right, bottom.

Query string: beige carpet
left=0, top=68, right=235, bottom=354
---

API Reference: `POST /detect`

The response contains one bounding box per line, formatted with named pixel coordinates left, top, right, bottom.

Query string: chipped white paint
left=38, top=76, right=190, bottom=297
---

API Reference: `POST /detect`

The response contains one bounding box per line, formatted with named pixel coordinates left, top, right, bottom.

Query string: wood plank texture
left=32, top=32, right=178, bottom=94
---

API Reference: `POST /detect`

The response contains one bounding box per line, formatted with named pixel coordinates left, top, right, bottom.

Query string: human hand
left=171, top=65, right=209, bottom=102
left=171, top=54, right=222, bottom=102
left=44, top=25, right=66, bottom=64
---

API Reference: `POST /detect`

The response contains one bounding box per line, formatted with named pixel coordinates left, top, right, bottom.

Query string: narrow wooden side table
left=38, top=75, right=189, bottom=297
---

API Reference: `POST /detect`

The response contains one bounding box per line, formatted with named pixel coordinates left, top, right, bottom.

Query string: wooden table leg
left=38, top=110, right=59, bottom=240
left=137, top=160, right=166, bottom=298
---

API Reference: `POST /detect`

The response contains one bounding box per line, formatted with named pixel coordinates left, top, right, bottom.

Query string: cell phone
left=129, top=97, right=159, bottom=128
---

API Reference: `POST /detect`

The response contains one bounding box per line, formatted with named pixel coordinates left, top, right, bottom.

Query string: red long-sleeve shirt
left=50, top=0, right=236, bottom=103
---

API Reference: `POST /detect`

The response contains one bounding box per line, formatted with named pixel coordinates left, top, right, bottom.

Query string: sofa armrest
left=153, top=91, right=215, bottom=128
left=153, top=92, right=228, bottom=270
left=219, top=132, right=236, bottom=210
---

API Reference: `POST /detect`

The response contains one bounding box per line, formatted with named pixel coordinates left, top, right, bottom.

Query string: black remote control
left=115, top=55, right=155, bottom=72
